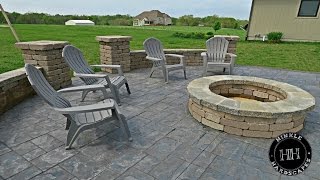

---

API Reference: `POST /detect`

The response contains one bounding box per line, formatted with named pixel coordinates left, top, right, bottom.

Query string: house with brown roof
left=133, top=10, right=172, bottom=26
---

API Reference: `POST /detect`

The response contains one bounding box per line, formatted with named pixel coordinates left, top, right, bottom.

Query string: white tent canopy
left=65, top=20, right=95, bottom=26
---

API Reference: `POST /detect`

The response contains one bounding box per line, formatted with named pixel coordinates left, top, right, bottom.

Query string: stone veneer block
left=15, top=41, right=71, bottom=90
left=243, top=130, right=272, bottom=138
left=220, top=118, right=249, bottom=130
left=204, top=113, right=221, bottom=123
left=270, top=122, right=294, bottom=131
left=252, top=91, right=268, bottom=99
left=202, top=118, right=224, bottom=131
left=272, top=130, right=289, bottom=138
left=245, top=117, right=276, bottom=124
left=244, top=89, right=253, bottom=96
left=224, top=126, right=243, bottom=136
left=229, top=88, right=243, bottom=95
left=15, top=41, right=68, bottom=50
left=224, top=113, right=245, bottom=122
left=249, top=123, right=269, bottom=131
left=293, top=117, right=304, bottom=127
left=290, top=124, right=304, bottom=133
left=275, top=117, right=292, bottom=124
left=192, top=112, right=202, bottom=122
left=96, top=36, right=132, bottom=73
left=191, top=104, right=205, bottom=117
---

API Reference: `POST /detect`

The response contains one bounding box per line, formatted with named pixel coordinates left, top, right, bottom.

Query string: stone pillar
left=96, top=36, right=132, bottom=73
left=214, top=35, right=240, bottom=62
left=15, top=41, right=71, bottom=90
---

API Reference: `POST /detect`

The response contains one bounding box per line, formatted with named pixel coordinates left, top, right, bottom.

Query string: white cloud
left=1, top=0, right=252, bottom=19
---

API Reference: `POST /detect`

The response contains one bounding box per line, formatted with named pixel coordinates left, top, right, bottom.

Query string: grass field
left=1, top=24, right=320, bottom=74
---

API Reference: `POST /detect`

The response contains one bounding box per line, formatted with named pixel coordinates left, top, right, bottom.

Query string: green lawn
left=1, top=24, right=320, bottom=74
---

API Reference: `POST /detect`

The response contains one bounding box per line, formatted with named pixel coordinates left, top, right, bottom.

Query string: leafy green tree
left=213, top=21, right=221, bottom=31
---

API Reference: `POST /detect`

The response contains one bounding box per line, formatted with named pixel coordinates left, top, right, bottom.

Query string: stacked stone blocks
left=15, top=41, right=71, bottom=90
left=188, top=98, right=305, bottom=138
left=187, top=76, right=315, bottom=138
left=210, top=84, right=286, bottom=102
left=96, top=36, right=132, bottom=73
left=0, top=68, right=39, bottom=114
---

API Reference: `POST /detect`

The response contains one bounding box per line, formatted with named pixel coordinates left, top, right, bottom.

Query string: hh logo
left=279, top=148, right=301, bottom=161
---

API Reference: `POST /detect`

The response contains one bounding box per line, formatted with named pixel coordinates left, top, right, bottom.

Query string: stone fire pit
left=187, top=76, right=315, bottom=138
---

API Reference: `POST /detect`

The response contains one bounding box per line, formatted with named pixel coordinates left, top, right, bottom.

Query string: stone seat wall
left=0, top=67, right=41, bottom=114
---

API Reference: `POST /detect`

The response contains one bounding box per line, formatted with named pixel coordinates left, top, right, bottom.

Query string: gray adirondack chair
left=143, top=37, right=186, bottom=83
left=62, top=45, right=131, bottom=105
left=25, top=64, right=132, bottom=149
left=201, top=37, right=237, bottom=76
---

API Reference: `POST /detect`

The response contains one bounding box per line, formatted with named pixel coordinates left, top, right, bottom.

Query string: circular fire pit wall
left=187, top=76, right=315, bottom=138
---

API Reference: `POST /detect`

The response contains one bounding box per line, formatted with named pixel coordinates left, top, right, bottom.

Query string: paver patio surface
left=0, top=66, right=319, bottom=180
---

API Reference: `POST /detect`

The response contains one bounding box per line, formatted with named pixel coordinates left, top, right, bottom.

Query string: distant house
left=65, top=20, right=95, bottom=26
left=247, top=0, right=320, bottom=42
left=133, top=10, right=172, bottom=26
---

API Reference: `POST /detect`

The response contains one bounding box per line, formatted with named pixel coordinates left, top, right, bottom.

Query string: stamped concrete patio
left=0, top=66, right=319, bottom=180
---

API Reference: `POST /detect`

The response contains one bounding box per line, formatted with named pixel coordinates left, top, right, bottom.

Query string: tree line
left=0, top=12, right=248, bottom=28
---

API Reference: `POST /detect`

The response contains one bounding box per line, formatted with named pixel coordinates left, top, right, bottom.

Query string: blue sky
left=1, top=0, right=252, bottom=19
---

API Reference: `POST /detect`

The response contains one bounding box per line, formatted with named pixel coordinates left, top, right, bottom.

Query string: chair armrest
left=146, top=56, right=162, bottom=61
left=58, top=85, right=106, bottom=93
left=201, top=52, right=207, bottom=57
left=165, top=54, right=185, bottom=65
left=58, top=85, right=109, bottom=99
left=91, top=65, right=123, bottom=76
left=74, top=73, right=108, bottom=79
left=54, top=100, right=115, bottom=114
left=226, top=53, right=237, bottom=58
left=57, top=84, right=109, bottom=99
left=226, top=53, right=237, bottom=66
left=165, top=54, right=184, bottom=58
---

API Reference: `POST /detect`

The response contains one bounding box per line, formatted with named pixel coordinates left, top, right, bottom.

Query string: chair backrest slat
left=143, top=38, right=166, bottom=61
left=206, top=37, right=229, bottom=63
left=62, top=45, right=97, bottom=85
left=25, top=64, right=72, bottom=109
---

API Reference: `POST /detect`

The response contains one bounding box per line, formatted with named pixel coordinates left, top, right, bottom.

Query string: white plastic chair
left=25, top=64, right=132, bottom=149
left=202, top=37, right=237, bottom=76
left=62, top=45, right=131, bottom=105
left=143, top=37, right=186, bottom=83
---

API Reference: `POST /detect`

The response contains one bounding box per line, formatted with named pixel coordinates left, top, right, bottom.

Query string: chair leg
left=65, top=118, right=71, bottom=130
left=149, top=67, right=155, bottom=77
left=166, top=71, right=169, bottom=83
left=118, top=115, right=132, bottom=142
left=125, top=83, right=131, bottom=94
left=230, top=65, right=233, bottom=75
left=110, top=85, right=121, bottom=105
left=81, top=90, right=90, bottom=102
left=203, top=65, right=208, bottom=77
left=183, top=67, right=187, bottom=79
left=65, top=122, right=83, bottom=150
left=114, top=87, right=121, bottom=105
left=162, top=68, right=168, bottom=83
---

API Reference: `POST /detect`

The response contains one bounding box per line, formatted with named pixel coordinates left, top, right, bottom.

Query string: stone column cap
left=214, top=35, right=240, bottom=41
left=15, top=40, right=69, bottom=50
left=96, top=36, right=132, bottom=42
